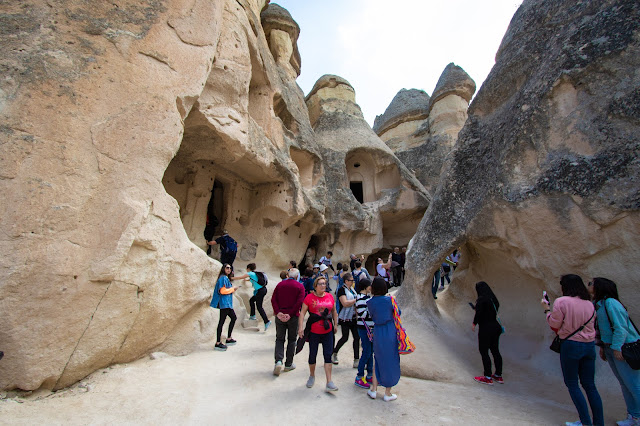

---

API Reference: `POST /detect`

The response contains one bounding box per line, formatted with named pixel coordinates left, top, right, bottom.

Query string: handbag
left=390, top=296, right=415, bottom=355
left=603, top=299, right=640, bottom=370
left=493, top=302, right=505, bottom=334
left=549, top=309, right=595, bottom=353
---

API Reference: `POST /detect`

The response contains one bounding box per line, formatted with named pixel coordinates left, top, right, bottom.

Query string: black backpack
left=253, top=271, right=268, bottom=288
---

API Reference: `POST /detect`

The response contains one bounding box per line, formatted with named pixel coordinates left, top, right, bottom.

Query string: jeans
left=432, top=269, right=441, bottom=298
left=274, top=316, right=298, bottom=366
left=604, top=346, right=640, bottom=418
left=357, top=327, right=373, bottom=379
left=249, top=287, right=269, bottom=323
left=334, top=320, right=359, bottom=358
left=217, top=308, right=236, bottom=342
left=560, top=340, right=604, bottom=426
left=478, top=323, right=502, bottom=377
left=308, top=332, right=334, bottom=365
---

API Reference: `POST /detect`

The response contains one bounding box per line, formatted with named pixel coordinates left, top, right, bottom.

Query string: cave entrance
left=368, top=248, right=392, bottom=278
left=301, top=234, right=323, bottom=271
left=204, top=179, right=225, bottom=245
left=350, top=181, right=364, bottom=204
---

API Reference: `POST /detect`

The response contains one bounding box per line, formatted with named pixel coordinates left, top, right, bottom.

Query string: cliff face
left=402, top=0, right=640, bottom=330
left=0, top=0, right=428, bottom=391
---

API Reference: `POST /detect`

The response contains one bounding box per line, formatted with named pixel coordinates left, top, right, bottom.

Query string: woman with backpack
left=544, top=274, right=603, bottom=426
left=233, top=263, right=272, bottom=332
left=591, top=277, right=640, bottom=426
left=210, top=263, right=239, bottom=351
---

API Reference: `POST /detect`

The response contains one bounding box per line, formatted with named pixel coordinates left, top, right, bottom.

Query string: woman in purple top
left=544, top=274, right=603, bottom=426
left=366, top=277, right=400, bottom=402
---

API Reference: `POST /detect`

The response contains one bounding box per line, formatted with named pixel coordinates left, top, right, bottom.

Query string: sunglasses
left=588, top=281, right=593, bottom=286
left=225, top=266, right=231, bottom=269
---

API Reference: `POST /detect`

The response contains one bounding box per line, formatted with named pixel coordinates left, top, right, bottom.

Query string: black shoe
left=226, top=338, right=237, bottom=345
left=214, top=343, right=227, bottom=351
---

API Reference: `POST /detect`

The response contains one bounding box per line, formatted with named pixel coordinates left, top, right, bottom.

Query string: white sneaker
left=367, top=389, right=377, bottom=399
left=273, top=361, right=282, bottom=376
left=306, top=376, right=315, bottom=388
left=383, top=393, right=397, bottom=402
left=283, top=363, right=296, bottom=372
left=617, top=415, right=640, bottom=426
left=331, top=353, right=338, bottom=364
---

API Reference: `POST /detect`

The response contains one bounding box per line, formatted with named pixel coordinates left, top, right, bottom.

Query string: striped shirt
left=355, top=293, right=374, bottom=329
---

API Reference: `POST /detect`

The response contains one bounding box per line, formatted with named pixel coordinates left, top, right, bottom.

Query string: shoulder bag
left=390, top=296, right=415, bottom=355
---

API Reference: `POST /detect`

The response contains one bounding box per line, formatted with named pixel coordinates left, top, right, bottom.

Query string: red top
left=303, top=292, right=335, bottom=334
left=271, top=278, right=305, bottom=317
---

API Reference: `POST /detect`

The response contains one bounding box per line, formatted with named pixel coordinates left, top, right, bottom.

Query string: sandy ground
left=0, top=312, right=626, bottom=426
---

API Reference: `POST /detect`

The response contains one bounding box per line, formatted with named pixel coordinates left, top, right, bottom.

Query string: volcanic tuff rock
left=400, top=0, right=640, bottom=377
left=0, top=0, right=429, bottom=391
left=305, top=75, right=430, bottom=262
left=376, top=64, right=476, bottom=192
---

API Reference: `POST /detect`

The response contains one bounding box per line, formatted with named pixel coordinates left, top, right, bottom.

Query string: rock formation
left=0, top=0, right=428, bottom=391
left=305, top=75, right=430, bottom=265
left=401, top=0, right=640, bottom=377
left=374, top=64, right=476, bottom=192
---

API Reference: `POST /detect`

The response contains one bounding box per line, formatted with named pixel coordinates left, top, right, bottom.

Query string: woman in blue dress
left=366, top=277, right=400, bottom=401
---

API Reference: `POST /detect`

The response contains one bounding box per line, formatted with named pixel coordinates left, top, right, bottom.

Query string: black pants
left=393, top=266, right=403, bottom=286
left=249, top=287, right=269, bottom=323
left=478, top=323, right=502, bottom=377
left=333, top=319, right=359, bottom=359
left=441, top=265, right=451, bottom=286
left=275, top=316, right=298, bottom=366
left=309, top=331, right=334, bottom=365
left=217, top=308, right=237, bottom=342
left=221, top=252, right=236, bottom=267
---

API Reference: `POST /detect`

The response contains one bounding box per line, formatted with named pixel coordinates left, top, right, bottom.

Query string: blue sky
left=273, top=0, right=523, bottom=126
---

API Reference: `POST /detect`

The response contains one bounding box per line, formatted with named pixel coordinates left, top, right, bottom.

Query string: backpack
left=222, top=235, right=237, bottom=253
left=353, top=269, right=368, bottom=286
left=253, top=271, right=268, bottom=287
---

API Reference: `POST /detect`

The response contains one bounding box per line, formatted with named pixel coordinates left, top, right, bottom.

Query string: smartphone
left=542, top=290, right=550, bottom=304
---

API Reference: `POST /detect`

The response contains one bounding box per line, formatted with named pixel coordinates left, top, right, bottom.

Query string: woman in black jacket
left=472, top=281, right=504, bottom=385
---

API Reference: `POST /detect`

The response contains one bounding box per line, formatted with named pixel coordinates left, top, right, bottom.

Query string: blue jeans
left=560, top=340, right=604, bottom=426
left=604, top=346, right=640, bottom=418
left=432, top=269, right=441, bottom=298
left=357, top=327, right=373, bottom=379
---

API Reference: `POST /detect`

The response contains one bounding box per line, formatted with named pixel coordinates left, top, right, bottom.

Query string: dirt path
left=1, top=320, right=619, bottom=426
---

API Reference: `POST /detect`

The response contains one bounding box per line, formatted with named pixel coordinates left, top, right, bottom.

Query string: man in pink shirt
left=271, top=268, right=305, bottom=376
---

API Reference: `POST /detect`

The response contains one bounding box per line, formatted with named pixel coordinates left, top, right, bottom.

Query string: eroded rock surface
left=401, top=0, right=640, bottom=379
left=376, top=64, right=475, bottom=192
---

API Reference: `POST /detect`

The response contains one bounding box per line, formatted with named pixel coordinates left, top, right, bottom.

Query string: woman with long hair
left=592, top=277, right=640, bottom=426
left=210, top=263, right=238, bottom=351
left=366, top=277, right=400, bottom=401
left=232, top=263, right=271, bottom=331
left=472, top=281, right=504, bottom=385
left=298, top=276, right=339, bottom=392
left=332, top=272, right=359, bottom=367
left=544, top=274, right=603, bottom=426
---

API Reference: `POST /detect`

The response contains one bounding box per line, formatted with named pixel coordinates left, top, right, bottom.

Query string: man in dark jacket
left=271, top=269, right=305, bottom=376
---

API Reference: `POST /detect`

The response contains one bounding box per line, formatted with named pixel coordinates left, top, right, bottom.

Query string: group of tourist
left=208, top=244, right=405, bottom=401
left=470, top=275, right=639, bottom=426
left=207, top=233, right=639, bottom=422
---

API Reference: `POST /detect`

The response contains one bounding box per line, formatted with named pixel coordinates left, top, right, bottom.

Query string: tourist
left=335, top=263, right=349, bottom=311
left=471, top=281, right=504, bottom=385
left=318, top=263, right=332, bottom=291
left=366, top=277, right=400, bottom=401
left=399, top=247, right=406, bottom=284
left=298, top=276, right=339, bottom=392
left=302, top=267, right=315, bottom=294
left=319, top=251, right=336, bottom=274
left=544, top=274, right=603, bottom=426
left=591, top=277, right=640, bottom=426
left=207, top=231, right=238, bottom=269
left=440, top=254, right=455, bottom=289
left=352, top=260, right=371, bottom=286
left=432, top=267, right=441, bottom=300
left=355, top=278, right=374, bottom=389
left=271, top=268, right=306, bottom=376
left=210, top=263, right=238, bottom=351
left=232, top=263, right=271, bottom=331
left=376, top=254, right=392, bottom=289
left=288, top=260, right=301, bottom=281
left=391, top=247, right=403, bottom=286
left=332, top=272, right=359, bottom=367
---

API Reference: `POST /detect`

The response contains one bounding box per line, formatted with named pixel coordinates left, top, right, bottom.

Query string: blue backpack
left=222, top=235, right=237, bottom=253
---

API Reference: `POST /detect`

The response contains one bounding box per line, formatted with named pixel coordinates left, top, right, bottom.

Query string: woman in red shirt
left=298, top=276, right=339, bottom=392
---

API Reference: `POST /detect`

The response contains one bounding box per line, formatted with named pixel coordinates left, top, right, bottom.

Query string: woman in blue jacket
left=592, top=277, right=640, bottom=426
left=210, top=263, right=238, bottom=351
